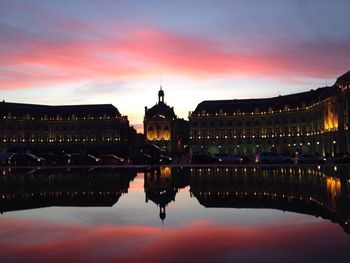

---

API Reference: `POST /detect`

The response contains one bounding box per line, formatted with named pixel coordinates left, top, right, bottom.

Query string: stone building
left=189, top=71, right=350, bottom=157
left=0, top=101, right=130, bottom=152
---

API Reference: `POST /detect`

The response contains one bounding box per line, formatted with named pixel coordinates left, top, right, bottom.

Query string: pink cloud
left=0, top=217, right=349, bottom=262
left=0, top=25, right=349, bottom=90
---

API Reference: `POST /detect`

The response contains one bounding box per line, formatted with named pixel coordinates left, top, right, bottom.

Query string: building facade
left=189, top=71, right=350, bottom=157
left=144, top=87, right=189, bottom=154
left=0, top=102, right=131, bottom=152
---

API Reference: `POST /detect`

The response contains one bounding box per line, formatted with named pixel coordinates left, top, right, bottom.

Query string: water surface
left=1, top=166, right=349, bottom=262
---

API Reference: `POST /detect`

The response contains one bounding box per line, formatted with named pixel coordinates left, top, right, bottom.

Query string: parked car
left=280, top=153, right=294, bottom=164
left=255, top=152, right=287, bottom=164
left=131, top=144, right=163, bottom=157
left=0, top=152, right=15, bottom=165
left=100, top=154, right=126, bottom=165
left=334, top=155, right=350, bottom=163
left=129, top=154, right=152, bottom=165
left=8, top=153, right=45, bottom=166
left=55, top=153, right=71, bottom=165
left=233, top=154, right=251, bottom=164
left=190, top=154, right=222, bottom=164
left=37, top=153, right=58, bottom=165
left=70, top=154, right=101, bottom=165
left=214, top=153, right=242, bottom=164
left=159, top=155, right=172, bottom=164
left=293, top=154, right=325, bottom=164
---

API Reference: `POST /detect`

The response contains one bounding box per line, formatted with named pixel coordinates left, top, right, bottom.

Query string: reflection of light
left=326, top=176, right=341, bottom=206
left=160, top=166, right=171, bottom=177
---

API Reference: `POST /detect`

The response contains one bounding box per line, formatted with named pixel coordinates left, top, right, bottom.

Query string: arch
left=147, top=126, right=155, bottom=140
left=162, top=125, right=171, bottom=140
left=156, top=126, right=162, bottom=140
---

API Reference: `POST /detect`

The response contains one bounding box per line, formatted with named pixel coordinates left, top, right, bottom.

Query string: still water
left=0, top=165, right=349, bottom=262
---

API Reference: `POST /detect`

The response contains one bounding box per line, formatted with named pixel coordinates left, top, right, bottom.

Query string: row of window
left=191, top=117, right=323, bottom=128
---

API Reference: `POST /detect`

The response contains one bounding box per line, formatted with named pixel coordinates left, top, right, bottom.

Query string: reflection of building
left=144, top=167, right=190, bottom=222
left=144, top=87, right=189, bottom=153
left=189, top=71, right=350, bottom=157
left=190, top=166, right=350, bottom=234
left=0, top=102, right=132, bottom=152
left=0, top=167, right=136, bottom=213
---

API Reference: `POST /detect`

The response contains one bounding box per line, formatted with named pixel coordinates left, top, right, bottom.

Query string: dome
left=145, top=103, right=176, bottom=120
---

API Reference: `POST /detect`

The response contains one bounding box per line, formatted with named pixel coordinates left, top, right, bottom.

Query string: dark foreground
left=0, top=165, right=350, bottom=262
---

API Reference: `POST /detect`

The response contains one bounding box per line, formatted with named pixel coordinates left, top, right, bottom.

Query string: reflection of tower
left=144, top=167, right=176, bottom=223
left=159, top=206, right=166, bottom=222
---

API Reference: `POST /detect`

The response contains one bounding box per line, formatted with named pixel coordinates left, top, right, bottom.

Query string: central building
left=144, top=87, right=189, bottom=154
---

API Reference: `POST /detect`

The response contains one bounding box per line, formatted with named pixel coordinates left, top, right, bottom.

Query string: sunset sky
left=1, top=0, right=349, bottom=131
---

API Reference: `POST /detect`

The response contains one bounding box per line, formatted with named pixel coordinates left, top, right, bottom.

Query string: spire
left=159, top=205, right=166, bottom=223
left=158, top=86, right=164, bottom=104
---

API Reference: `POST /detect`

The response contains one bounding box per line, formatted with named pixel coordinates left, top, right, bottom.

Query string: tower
left=158, top=86, right=164, bottom=104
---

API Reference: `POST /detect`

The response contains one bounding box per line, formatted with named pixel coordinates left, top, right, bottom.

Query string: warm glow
left=146, top=125, right=171, bottom=141
left=160, top=166, right=172, bottom=177
left=147, top=126, right=155, bottom=140
left=324, top=101, right=338, bottom=131
left=326, top=176, right=341, bottom=209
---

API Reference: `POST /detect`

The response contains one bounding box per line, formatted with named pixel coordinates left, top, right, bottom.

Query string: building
left=189, top=71, right=350, bottom=157
left=0, top=167, right=136, bottom=213
left=144, top=87, right=189, bottom=154
left=190, top=166, right=350, bottom=234
left=144, top=167, right=190, bottom=222
left=0, top=101, right=131, bottom=152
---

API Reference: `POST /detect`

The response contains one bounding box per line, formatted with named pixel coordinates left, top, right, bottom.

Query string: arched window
left=163, top=125, right=171, bottom=140
left=147, top=126, right=155, bottom=140
left=156, top=126, right=162, bottom=140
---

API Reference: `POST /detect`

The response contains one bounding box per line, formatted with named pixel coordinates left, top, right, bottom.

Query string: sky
left=0, top=0, right=350, bottom=132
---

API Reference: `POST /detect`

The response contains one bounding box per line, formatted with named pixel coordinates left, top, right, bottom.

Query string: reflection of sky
left=1, top=173, right=350, bottom=262
left=0, top=217, right=349, bottom=262
left=1, top=0, right=350, bottom=130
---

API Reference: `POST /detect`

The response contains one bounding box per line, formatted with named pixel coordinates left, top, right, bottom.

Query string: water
left=0, top=165, right=349, bottom=262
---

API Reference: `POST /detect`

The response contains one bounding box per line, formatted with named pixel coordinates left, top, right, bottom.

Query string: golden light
left=324, top=101, right=338, bottom=131
left=326, top=176, right=341, bottom=207
left=160, top=166, right=172, bottom=177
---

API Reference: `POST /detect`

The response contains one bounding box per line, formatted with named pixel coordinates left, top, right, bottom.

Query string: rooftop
left=0, top=101, right=121, bottom=118
left=192, top=86, right=339, bottom=115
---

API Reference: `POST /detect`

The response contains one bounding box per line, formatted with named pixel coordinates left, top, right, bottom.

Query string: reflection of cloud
left=0, top=218, right=348, bottom=262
